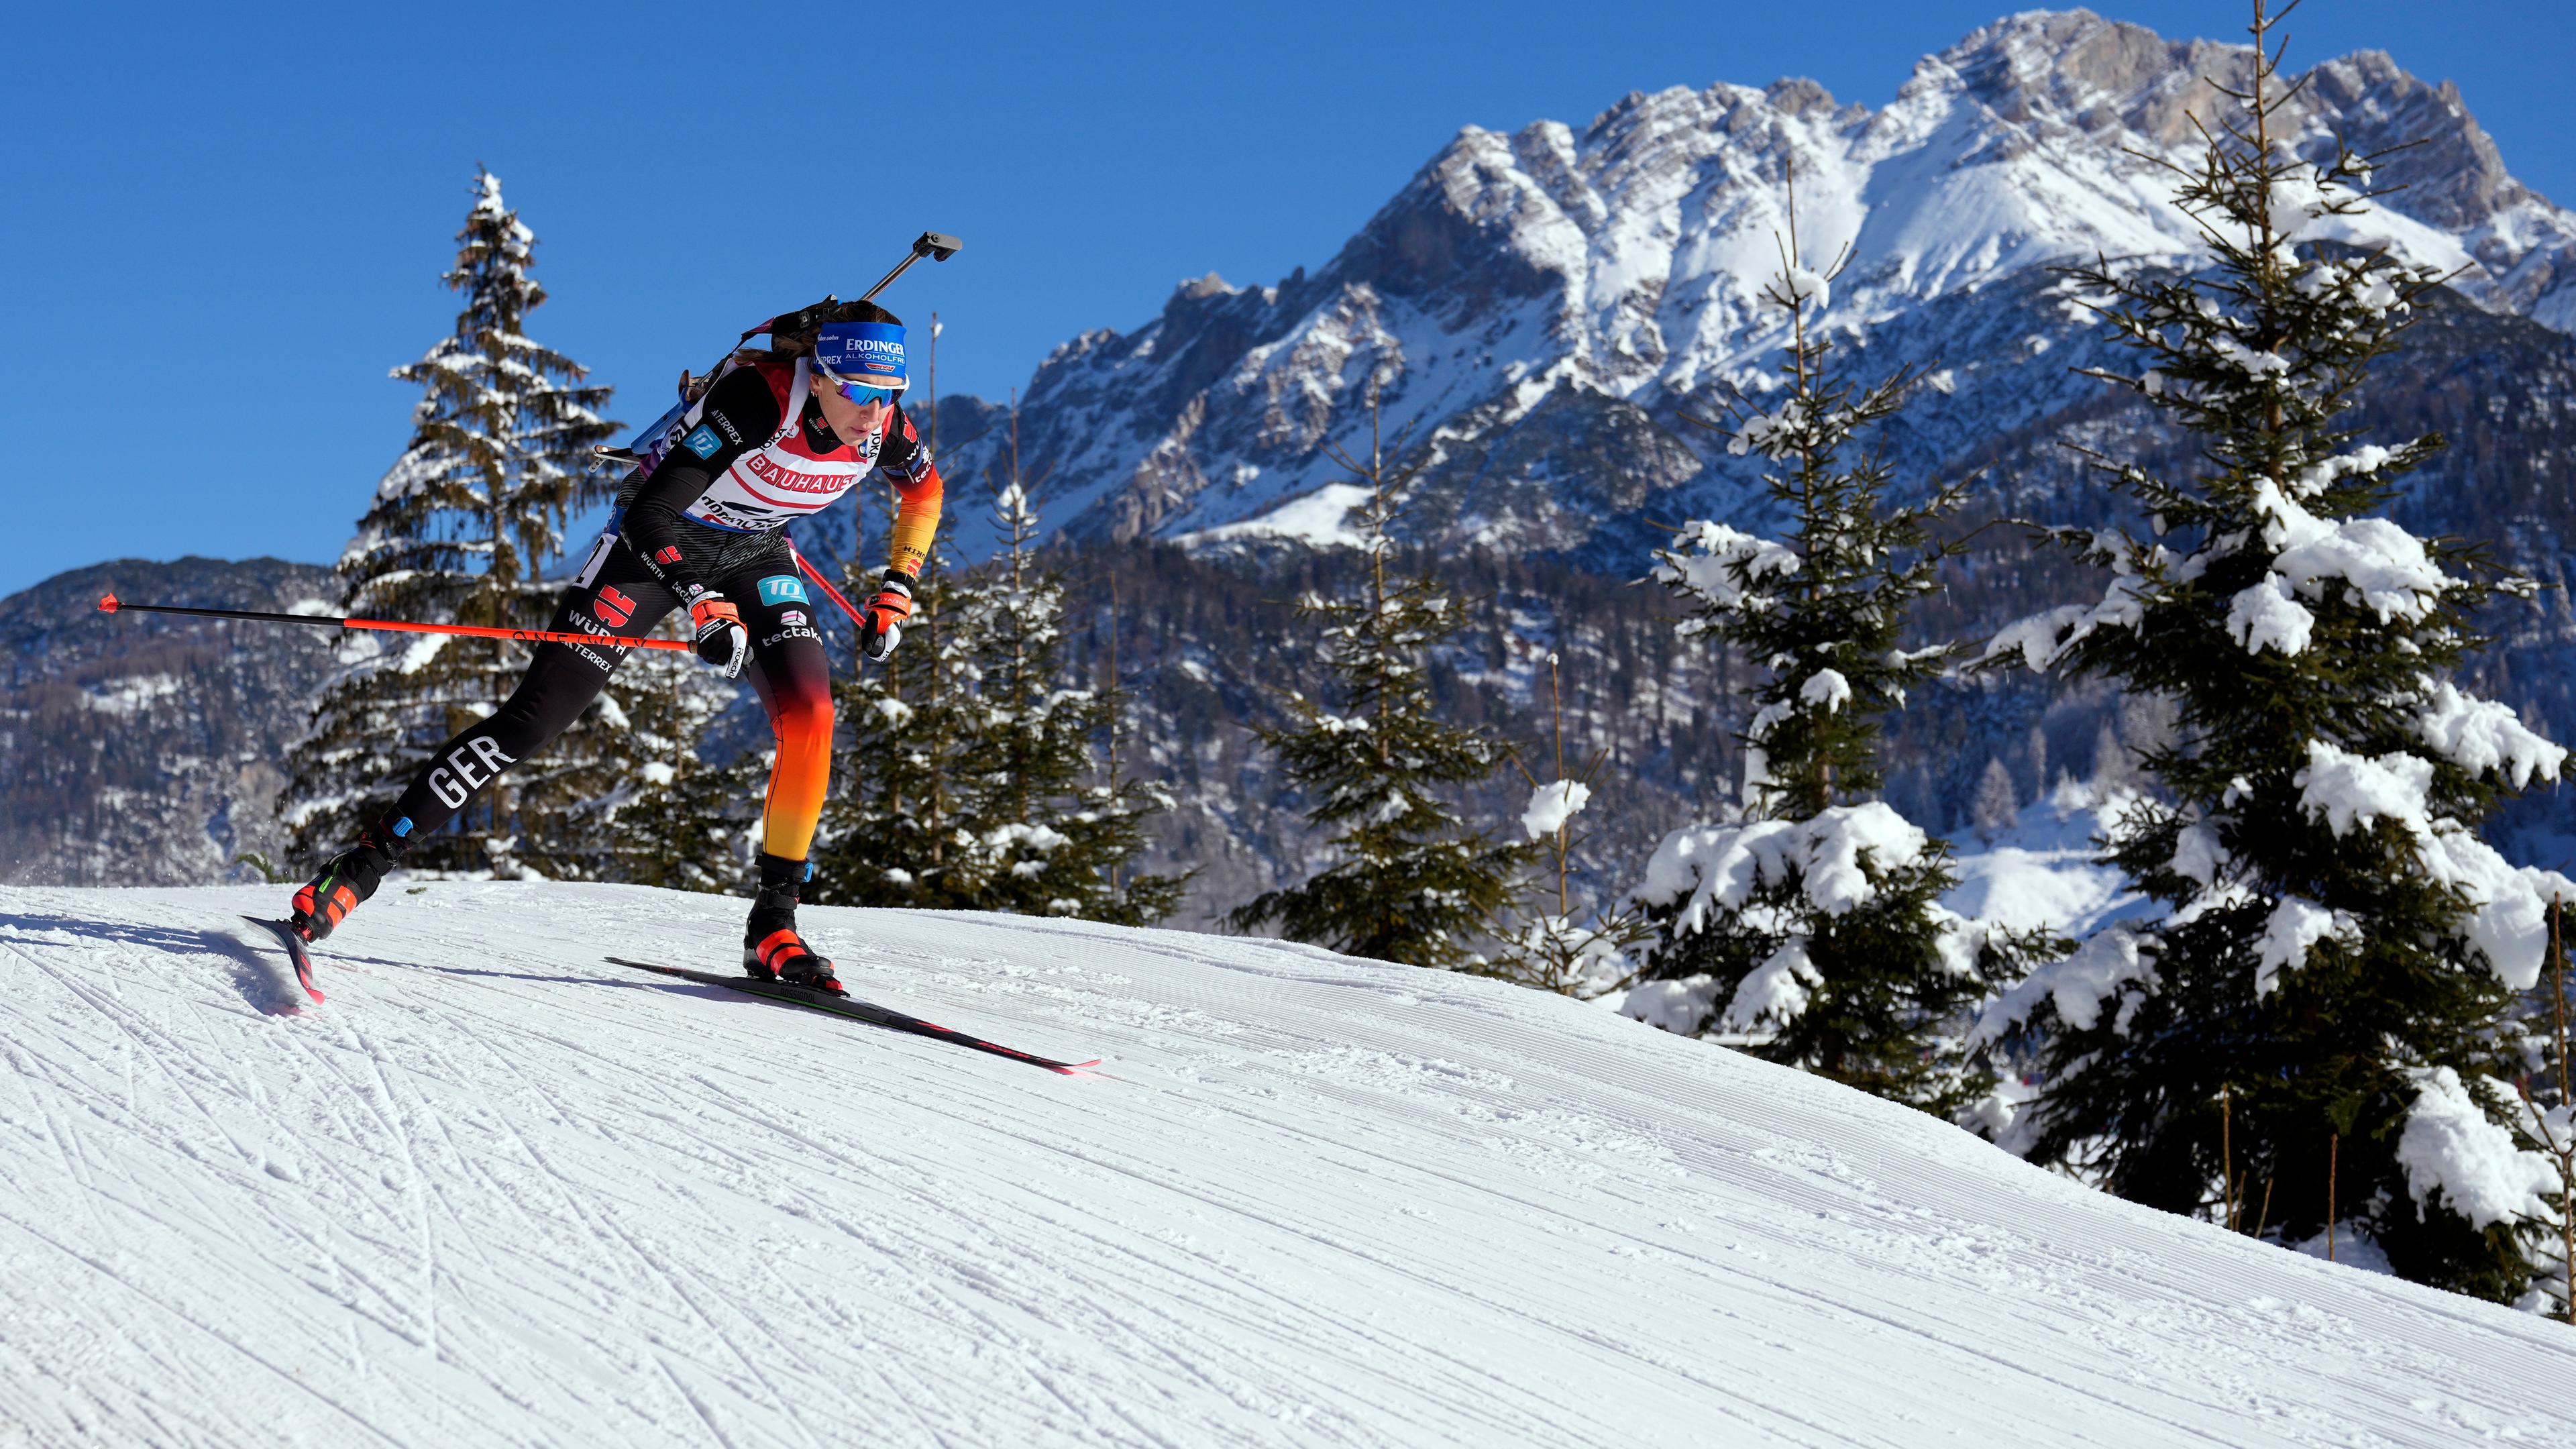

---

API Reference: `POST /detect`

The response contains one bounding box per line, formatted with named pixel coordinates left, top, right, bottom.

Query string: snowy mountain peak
left=907, top=9, right=2575, bottom=563
left=1929, top=11, right=2551, bottom=271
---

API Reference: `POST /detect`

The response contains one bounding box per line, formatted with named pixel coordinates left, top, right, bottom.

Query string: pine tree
left=1976, top=1, right=2569, bottom=1303
left=283, top=168, right=619, bottom=873
left=1228, top=388, right=1525, bottom=967
left=816, top=401, right=1181, bottom=922
left=1477, top=650, right=1649, bottom=997
left=586, top=651, right=759, bottom=894
left=1971, top=758, right=2021, bottom=841
left=950, top=481, right=1185, bottom=923
left=1623, top=172, right=2039, bottom=1116
left=1089, top=564, right=1191, bottom=927
left=2513, top=899, right=2576, bottom=1323
left=816, top=531, right=980, bottom=906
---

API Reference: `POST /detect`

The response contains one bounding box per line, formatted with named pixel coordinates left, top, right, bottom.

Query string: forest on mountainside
left=10, top=277, right=2570, bottom=902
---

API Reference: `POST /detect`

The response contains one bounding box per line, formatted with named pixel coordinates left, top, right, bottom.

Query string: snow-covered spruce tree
left=1477, top=651, right=1648, bottom=997
left=816, top=427, right=1181, bottom=922
left=1228, top=388, right=1525, bottom=968
left=1622, top=191, right=2043, bottom=1116
left=949, top=480, right=1185, bottom=923
left=816, top=541, right=978, bottom=907
left=2514, top=901, right=2576, bottom=1322
left=588, top=653, right=761, bottom=894
left=284, top=169, right=619, bottom=874
left=1975, top=1, right=2569, bottom=1303
left=1971, top=757, right=2021, bottom=843
left=819, top=402, right=996, bottom=910
left=513, top=570, right=749, bottom=885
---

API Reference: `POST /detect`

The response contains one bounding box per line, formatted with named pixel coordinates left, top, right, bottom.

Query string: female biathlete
left=284, top=303, right=940, bottom=994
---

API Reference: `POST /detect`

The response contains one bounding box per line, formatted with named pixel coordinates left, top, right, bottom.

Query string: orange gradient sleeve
left=886, top=464, right=943, bottom=580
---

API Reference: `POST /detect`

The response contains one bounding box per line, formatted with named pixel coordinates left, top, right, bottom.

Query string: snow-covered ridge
left=5, top=882, right=2572, bottom=1446
left=926, top=9, right=2575, bottom=559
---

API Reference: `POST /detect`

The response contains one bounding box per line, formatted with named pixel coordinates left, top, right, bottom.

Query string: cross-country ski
left=606, top=956, right=1101, bottom=1073
left=238, top=914, right=324, bottom=1005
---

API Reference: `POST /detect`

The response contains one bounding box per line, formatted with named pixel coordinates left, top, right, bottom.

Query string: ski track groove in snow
left=3, top=884, right=2573, bottom=1446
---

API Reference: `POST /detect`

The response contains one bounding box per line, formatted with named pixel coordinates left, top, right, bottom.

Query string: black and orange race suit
left=379, top=357, right=943, bottom=865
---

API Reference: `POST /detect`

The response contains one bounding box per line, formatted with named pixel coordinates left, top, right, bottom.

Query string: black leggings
left=382, top=530, right=837, bottom=859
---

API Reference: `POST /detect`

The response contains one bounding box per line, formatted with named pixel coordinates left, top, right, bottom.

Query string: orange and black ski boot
left=743, top=852, right=843, bottom=994
left=288, top=820, right=407, bottom=942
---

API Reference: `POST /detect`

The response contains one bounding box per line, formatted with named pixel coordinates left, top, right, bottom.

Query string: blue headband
left=813, top=321, right=908, bottom=388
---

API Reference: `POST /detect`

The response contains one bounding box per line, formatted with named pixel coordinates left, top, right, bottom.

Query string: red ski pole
left=97, top=594, right=694, bottom=652
left=789, top=545, right=865, bottom=629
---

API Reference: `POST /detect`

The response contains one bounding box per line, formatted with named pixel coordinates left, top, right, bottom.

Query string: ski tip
left=97, top=592, right=119, bottom=613
left=241, top=917, right=325, bottom=1004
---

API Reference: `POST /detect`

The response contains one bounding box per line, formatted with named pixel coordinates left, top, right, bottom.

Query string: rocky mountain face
left=919, top=8, right=2576, bottom=564
left=883, top=5, right=2576, bottom=880
left=0, top=559, right=339, bottom=887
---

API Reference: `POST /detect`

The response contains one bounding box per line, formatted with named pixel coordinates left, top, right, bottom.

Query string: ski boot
left=288, top=820, right=409, bottom=943
left=743, top=852, right=843, bottom=994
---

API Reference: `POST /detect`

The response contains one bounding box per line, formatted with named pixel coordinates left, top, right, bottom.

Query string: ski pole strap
left=97, top=594, right=693, bottom=653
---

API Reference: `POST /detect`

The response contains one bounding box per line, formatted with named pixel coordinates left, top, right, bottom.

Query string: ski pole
left=788, top=543, right=865, bottom=630
left=96, top=594, right=694, bottom=652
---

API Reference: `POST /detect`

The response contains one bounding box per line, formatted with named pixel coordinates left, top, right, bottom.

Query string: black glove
left=688, top=593, right=749, bottom=678
left=859, top=575, right=916, bottom=663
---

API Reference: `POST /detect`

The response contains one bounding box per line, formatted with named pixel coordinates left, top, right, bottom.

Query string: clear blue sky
left=3, top=1, right=2567, bottom=598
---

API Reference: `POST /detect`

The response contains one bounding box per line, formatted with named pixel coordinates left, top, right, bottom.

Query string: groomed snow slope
left=2, top=883, right=2568, bottom=1448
